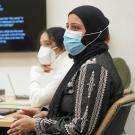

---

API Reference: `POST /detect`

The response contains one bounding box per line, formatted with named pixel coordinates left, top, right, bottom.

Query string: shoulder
left=80, top=59, right=109, bottom=77
left=81, top=58, right=106, bottom=69
left=54, top=52, right=73, bottom=70
left=60, top=52, right=73, bottom=61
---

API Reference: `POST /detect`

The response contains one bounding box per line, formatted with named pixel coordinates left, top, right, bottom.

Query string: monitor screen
left=0, top=0, right=46, bottom=52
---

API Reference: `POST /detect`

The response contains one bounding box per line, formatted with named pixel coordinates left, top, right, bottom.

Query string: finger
left=10, top=120, right=21, bottom=129
left=13, top=114, right=25, bottom=120
left=7, top=130, right=20, bottom=135
left=21, top=108, right=39, bottom=116
left=21, top=107, right=32, bottom=111
left=7, top=126, right=22, bottom=135
left=20, top=108, right=32, bottom=114
left=33, top=114, right=40, bottom=118
left=23, top=107, right=40, bottom=112
left=9, top=130, right=22, bottom=135
left=33, top=111, right=47, bottom=118
left=7, top=129, right=12, bottom=134
left=17, top=109, right=25, bottom=114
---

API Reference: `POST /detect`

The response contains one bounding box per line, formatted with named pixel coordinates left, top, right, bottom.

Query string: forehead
left=40, top=32, right=49, bottom=41
left=68, top=14, right=83, bottom=25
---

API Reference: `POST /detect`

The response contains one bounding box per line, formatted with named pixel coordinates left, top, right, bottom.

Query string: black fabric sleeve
left=35, top=64, right=111, bottom=135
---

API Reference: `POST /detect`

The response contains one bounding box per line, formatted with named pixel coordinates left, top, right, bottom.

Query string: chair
left=95, top=94, right=135, bottom=135
left=113, top=57, right=132, bottom=94
left=113, top=57, right=131, bottom=89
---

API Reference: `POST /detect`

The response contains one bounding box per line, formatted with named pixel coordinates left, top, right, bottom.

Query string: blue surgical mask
left=63, top=26, right=108, bottom=56
left=63, top=30, right=86, bottom=56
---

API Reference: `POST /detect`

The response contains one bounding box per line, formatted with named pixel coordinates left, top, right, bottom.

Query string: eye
left=41, top=41, right=51, bottom=47
left=66, top=23, right=82, bottom=31
left=71, top=25, right=80, bottom=31
left=45, top=42, right=51, bottom=46
left=66, top=23, right=69, bottom=29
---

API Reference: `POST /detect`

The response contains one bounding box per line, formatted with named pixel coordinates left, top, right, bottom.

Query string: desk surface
left=0, top=96, right=30, bottom=127
left=0, top=113, right=15, bottom=127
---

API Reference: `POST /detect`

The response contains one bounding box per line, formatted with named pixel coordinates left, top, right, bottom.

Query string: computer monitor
left=0, top=0, right=46, bottom=52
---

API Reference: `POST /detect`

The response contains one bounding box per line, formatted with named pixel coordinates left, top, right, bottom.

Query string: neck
left=55, top=49, right=64, bottom=58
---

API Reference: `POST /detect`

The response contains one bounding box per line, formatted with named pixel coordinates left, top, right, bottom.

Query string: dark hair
left=37, top=27, right=65, bottom=50
left=46, top=27, right=65, bottom=49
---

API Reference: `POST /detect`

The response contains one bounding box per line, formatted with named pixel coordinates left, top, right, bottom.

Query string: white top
left=30, top=52, right=73, bottom=108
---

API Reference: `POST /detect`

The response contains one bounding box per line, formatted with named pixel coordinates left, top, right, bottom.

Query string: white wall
left=46, top=0, right=135, bottom=89
left=0, top=52, right=38, bottom=96
left=0, top=0, right=135, bottom=134
left=47, top=2, right=135, bottom=134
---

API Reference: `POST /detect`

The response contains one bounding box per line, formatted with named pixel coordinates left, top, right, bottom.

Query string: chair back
left=113, top=57, right=131, bottom=89
left=95, top=94, right=135, bottom=135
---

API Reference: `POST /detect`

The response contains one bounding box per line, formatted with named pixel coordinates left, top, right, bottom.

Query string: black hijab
left=69, top=5, right=109, bottom=45
left=48, top=5, right=109, bottom=117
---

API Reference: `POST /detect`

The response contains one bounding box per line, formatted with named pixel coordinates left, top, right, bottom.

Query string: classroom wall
left=46, top=1, right=135, bottom=134
left=0, top=0, right=134, bottom=134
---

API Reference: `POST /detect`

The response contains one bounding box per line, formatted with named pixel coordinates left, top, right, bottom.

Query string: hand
left=7, top=114, right=35, bottom=135
left=30, top=66, right=44, bottom=81
left=33, top=111, right=48, bottom=118
left=17, top=108, right=40, bottom=117
left=41, top=65, right=52, bottom=72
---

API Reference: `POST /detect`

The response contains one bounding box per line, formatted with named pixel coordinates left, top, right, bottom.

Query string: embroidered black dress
left=34, top=52, right=123, bottom=135
left=32, top=5, right=123, bottom=135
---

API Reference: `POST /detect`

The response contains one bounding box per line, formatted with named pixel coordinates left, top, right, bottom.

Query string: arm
left=30, top=66, right=69, bottom=108
left=34, top=64, right=111, bottom=135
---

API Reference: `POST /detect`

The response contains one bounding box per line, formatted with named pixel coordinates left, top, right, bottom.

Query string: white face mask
left=37, top=46, right=57, bottom=65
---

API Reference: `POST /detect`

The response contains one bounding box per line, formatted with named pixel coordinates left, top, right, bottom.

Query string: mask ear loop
left=52, top=46, right=60, bottom=58
left=84, top=25, right=109, bottom=46
left=52, top=46, right=58, bottom=50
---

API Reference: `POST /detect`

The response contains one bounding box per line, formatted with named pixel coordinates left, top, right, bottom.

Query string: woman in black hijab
left=8, top=5, right=123, bottom=135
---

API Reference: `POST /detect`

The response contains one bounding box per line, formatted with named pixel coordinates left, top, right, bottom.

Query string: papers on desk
left=0, top=115, right=5, bottom=119
left=0, top=108, right=18, bottom=115
left=0, top=97, right=31, bottom=109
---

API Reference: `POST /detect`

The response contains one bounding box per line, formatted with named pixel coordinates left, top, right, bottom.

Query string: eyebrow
left=66, top=22, right=82, bottom=26
left=40, top=40, right=50, bottom=44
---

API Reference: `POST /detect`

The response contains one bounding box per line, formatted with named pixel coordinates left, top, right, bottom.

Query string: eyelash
left=66, top=25, right=79, bottom=31
left=71, top=26, right=79, bottom=31
left=41, top=42, right=50, bottom=46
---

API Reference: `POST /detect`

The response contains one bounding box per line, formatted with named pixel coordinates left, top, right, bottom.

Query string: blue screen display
left=0, top=0, right=46, bottom=52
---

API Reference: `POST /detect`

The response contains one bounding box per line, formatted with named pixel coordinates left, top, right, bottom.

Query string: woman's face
left=40, top=32, right=56, bottom=48
left=39, top=32, right=64, bottom=59
left=66, top=14, right=86, bottom=34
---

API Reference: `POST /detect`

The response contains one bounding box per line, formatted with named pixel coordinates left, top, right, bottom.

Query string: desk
left=0, top=96, right=30, bottom=127
left=0, top=113, right=15, bottom=127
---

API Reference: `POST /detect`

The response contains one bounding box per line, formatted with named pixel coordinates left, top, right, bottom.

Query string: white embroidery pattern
left=75, top=65, right=87, bottom=118
left=65, top=63, right=96, bottom=134
left=87, top=71, right=95, bottom=98
left=65, top=120, right=77, bottom=135
left=81, top=105, right=88, bottom=132
left=65, top=64, right=88, bottom=135
left=82, top=58, right=96, bottom=68
left=35, top=118, right=57, bottom=134
left=81, top=71, right=95, bottom=132
left=87, top=67, right=108, bottom=134
left=65, top=60, right=108, bottom=135
left=67, top=72, right=77, bottom=88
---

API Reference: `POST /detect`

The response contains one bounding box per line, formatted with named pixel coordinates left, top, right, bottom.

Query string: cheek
left=81, top=28, right=86, bottom=34
left=50, top=41, right=56, bottom=48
